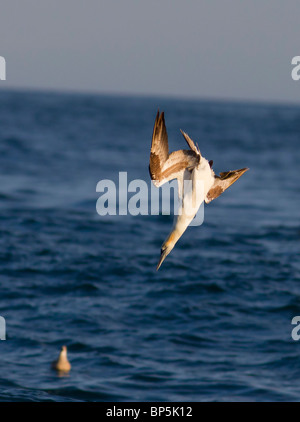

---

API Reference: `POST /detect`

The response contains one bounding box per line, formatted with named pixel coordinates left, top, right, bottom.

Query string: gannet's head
left=60, top=345, right=68, bottom=357
left=156, top=234, right=177, bottom=270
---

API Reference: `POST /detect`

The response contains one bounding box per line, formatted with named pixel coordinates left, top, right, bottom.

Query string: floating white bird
left=149, top=111, right=248, bottom=270
left=51, top=345, right=71, bottom=372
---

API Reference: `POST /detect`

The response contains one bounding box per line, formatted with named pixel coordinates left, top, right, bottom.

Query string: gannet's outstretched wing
left=180, top=130, right=201, bottom=155
left=205, top=168, right=249, bottom=203
left=149, top=111, right=200, bottom=187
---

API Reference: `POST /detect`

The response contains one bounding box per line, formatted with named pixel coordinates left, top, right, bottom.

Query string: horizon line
left=1, top=84, right=300, bottom=109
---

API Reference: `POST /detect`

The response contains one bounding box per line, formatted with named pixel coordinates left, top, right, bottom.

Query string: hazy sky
left=0, top=0, right=300, bottom=103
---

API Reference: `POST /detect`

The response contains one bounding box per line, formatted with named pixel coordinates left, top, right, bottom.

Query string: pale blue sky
left=0, top=0, right=300, bottom=102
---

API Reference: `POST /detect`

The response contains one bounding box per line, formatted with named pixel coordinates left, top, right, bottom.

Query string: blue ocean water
left=0, top=89, right=300, bottom=402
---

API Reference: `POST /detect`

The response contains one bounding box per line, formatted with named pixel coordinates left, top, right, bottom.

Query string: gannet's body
left=163, top=156, right=215, bottom=256
left=51, top=345, right=71, bottom=372
left=149, top=111, right=248, bottom=270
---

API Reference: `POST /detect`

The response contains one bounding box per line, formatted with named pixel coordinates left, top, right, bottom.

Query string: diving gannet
left=51, top=345, right=71, bottom=372
left=149, top=111, right=248, bottom=270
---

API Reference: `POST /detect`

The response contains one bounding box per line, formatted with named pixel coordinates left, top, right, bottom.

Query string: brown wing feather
left=160, top=150, right=199, bottom=181
left=149, top=111, right=199, bottom=185
left=180, top=130, right=201, bottom=155
left=205, top=167, right=249, bottom=203
left=149, top=111, right=169, bottom=181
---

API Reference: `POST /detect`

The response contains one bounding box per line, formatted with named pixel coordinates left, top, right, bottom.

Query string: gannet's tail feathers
left=149, top=111, right=200, bottom=187
left=205, top=168, right=249, bottom=203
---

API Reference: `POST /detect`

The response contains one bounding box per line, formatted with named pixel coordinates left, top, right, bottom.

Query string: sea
left=0, top=89, right=299, bottom=402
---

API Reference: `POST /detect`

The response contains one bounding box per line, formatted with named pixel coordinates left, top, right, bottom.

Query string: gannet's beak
left=156, top=231, right=179, bottom=270
left=156, top=246, right=172, bottom=271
